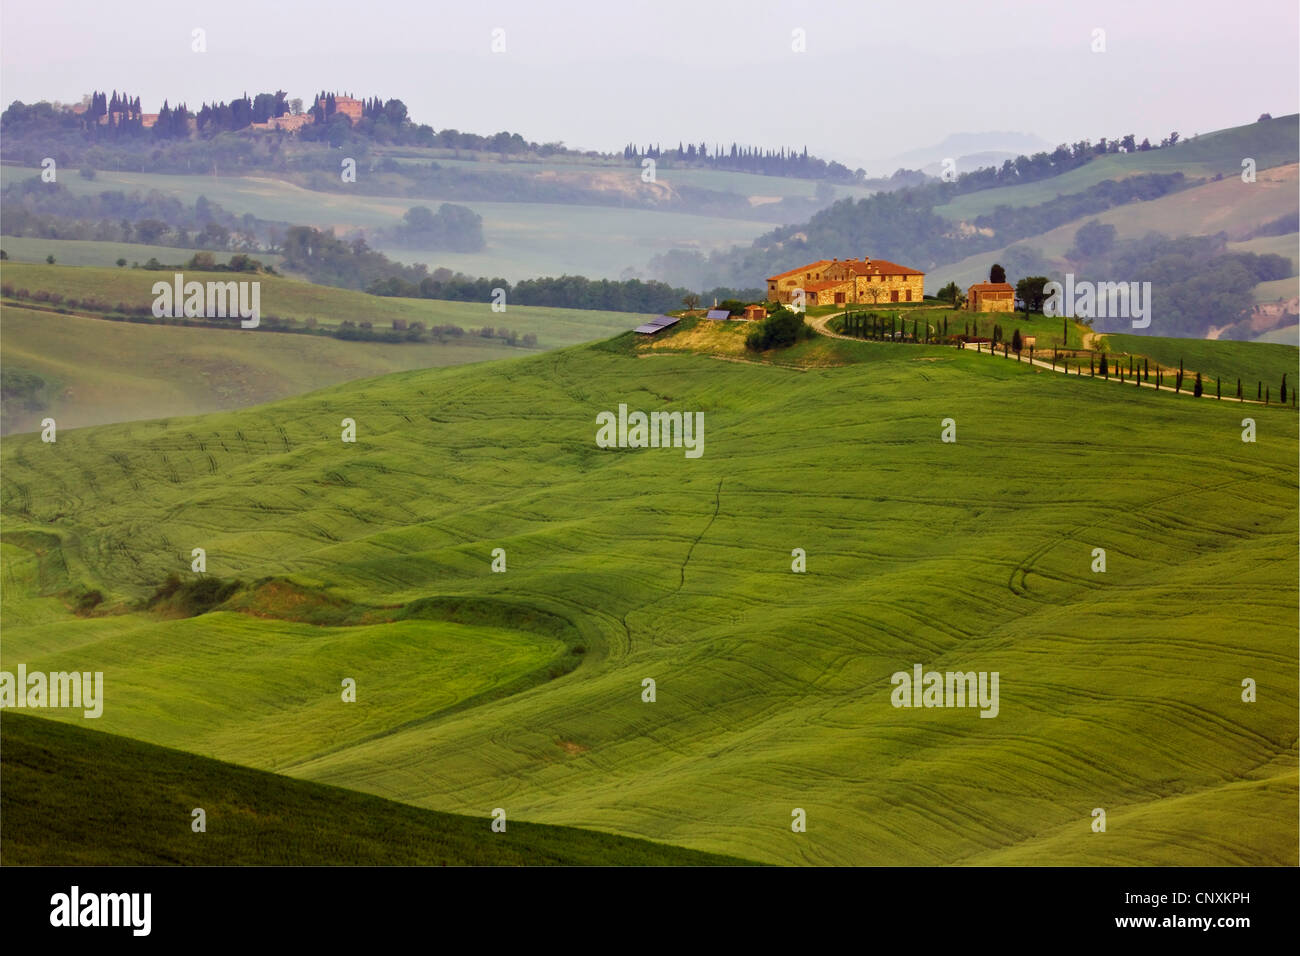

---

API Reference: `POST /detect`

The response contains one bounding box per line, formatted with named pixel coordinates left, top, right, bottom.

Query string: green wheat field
left=2, top=326, right=1295, bottom=865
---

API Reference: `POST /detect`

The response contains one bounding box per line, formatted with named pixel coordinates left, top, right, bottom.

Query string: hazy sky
left=3, top=0, right=1297, bottom=171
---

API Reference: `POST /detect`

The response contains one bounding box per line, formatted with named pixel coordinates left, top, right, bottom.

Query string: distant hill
left=0, top=264, right=645, bottom=434
left=881, top=130, right=1055, bottom=174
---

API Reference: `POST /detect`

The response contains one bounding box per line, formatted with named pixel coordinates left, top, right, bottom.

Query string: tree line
left=368, top=270, right=762, bottom=315
left=624, top=142, right=863, bottom=183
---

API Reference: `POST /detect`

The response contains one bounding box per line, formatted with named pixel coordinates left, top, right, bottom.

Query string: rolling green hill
left=1, top=266, right=648, bottom=434
left=0, top=713, right=752, bottom=865
left=0, top=236, right=285, bottom=269
left=0, top=263, right=642, bottom=340
left=929, top=164, right=1300, bottom=293
left=1100, top=333, right=1299, bottom=391
left=0, top=165, right=778, bottom=281
left=0, top=304, right=525, bottom=435
left=932, top=115, right=1299, bottom=222
left=2, top=328, right=1295, bottom=866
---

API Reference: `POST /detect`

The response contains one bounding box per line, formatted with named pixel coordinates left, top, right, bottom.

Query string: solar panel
left=705, top=309, right=730, bottom=320
left=633, top=315, right=681, bottom=334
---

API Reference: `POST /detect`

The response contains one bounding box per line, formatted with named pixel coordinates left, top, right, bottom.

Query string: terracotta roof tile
left=844, top=258, right=922, bottom=277
left=766, top=260, right=833, bottom=281
left=769, top=257, right=924, bottom=282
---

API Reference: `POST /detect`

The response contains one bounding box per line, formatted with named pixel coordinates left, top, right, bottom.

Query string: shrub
left=745, top=307, right=813, bottom=351
left=145, top=573, right=241, bottom=618
left=74, top=590, right=104, bottom=614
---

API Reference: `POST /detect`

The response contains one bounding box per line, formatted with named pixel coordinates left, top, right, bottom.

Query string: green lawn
left=2, top=330, right=1295, bottom=866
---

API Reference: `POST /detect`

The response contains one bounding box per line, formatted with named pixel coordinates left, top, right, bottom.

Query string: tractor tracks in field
left=618, top=477, right=723, bottom=643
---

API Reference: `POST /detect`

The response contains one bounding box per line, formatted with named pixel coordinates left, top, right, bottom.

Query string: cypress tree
left=1100, top=353, right=1108, bottom=378
left=1282, top=373, right=1288, bottom=404
left=1237, top=378, right=1242, bottom=400
left=1258, top=381, right=1262, bottom=400
left=1216, top=377, right=1220, bottom=399
left=1144, top=357, right=1148, bottom=382
left=1193, top=371, right=1203, bottom=397
left=1266, top=386, right=1270, bottom=405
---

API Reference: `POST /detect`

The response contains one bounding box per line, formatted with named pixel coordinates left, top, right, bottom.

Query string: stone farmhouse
left=767, top=257, right=925, bottom=307
left=332, top=96, right=365, bottom=123
left=249, top=112, right=314, bottom=132
left=965, top=282, right=1015, bottom=312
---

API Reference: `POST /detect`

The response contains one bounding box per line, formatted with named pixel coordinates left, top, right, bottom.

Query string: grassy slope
left=928, top=165, right=1300, bottom=292
left=0, top=166, right=776, bottom=281
left=1, top=333, right=1295, bottom=866
left=1227, top=233, right=1299, bottom=272
left=1101, top=333, right=1299, bottom=389
left=932, top=115, right=1299, bottom=222
left=0, top=305, right=518, bottom=434
left=1252, top=276, right=1299, bottom=303
left=0, top=713, right=752, bottom=865
left=384, top=153, right=879, bottom=201
left=0, top=236, right=286, bottom=269
left=1255, top=325, right=1300, bottom=346
left=0, top=263, right=643, bottom=341
left=1, top=263, right=648, bottom=433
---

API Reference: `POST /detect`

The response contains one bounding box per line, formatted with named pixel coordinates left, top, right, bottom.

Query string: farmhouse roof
left=968, top=282, right=1015, bottom=293
left=844, top=258, right=922, bottom=277
left=767, top=260, right=833, bottom=281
